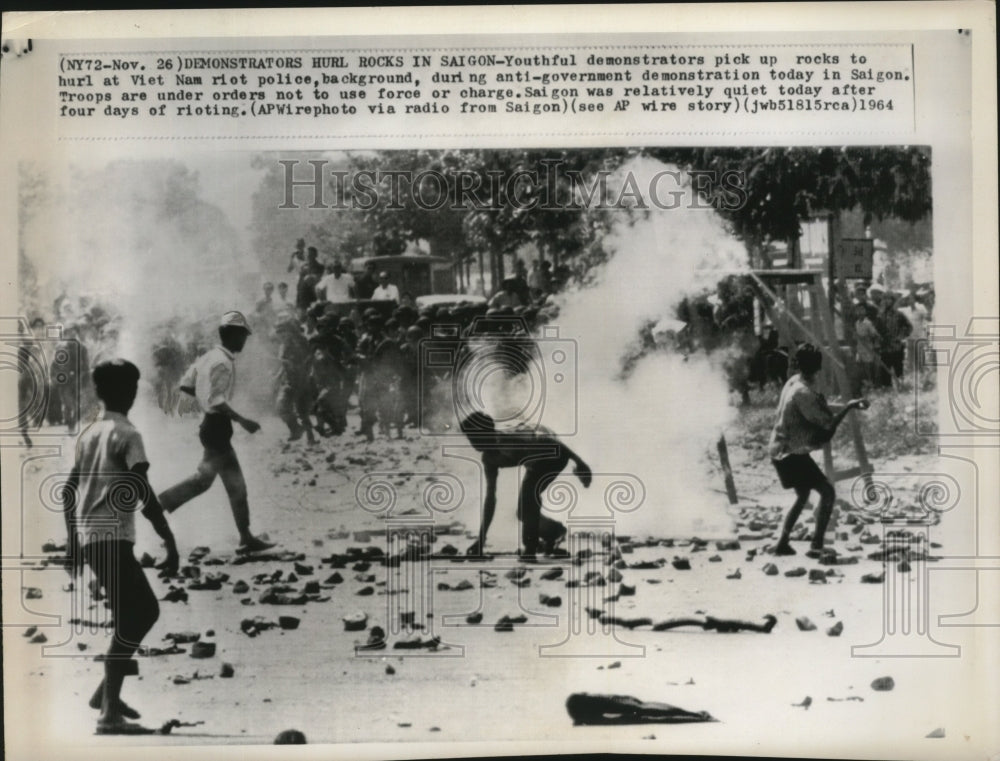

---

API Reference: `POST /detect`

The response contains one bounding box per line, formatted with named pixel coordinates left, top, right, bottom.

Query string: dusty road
left=3, top=400, right=993, bottom=760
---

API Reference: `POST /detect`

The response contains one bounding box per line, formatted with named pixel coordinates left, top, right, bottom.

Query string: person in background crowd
left=18, top=316, right=48, bottom=448
left=398, top=325, right=423, bottom=429
left=305, top=247, right=324, bottom=279
left=274, top=318, right=317, bottom=445
left=852, top=283, right=879, bottom=323
left=354, top=261, right=378, bottom=300
left=50, top=324, right=90, bottom=431
left=853, top=305, right=880, bottom=391
left=254, top=282, right=277, bottom=333
left=316, top=259, right=355, bottom=304
left=511, top=259, right=532, bottom=305
left=152, top=332, right=186, bottom=416
left=295, top=263, right=320, bottom=317
left=528, top=259, right=549, bottom=301
left=371, top=271, right=400, bottom=303
left=488, top=277, right=523, bottom=310
left=876, top=291, right=912, bottom=387
left=897, top=290, right=929, bottom=375
left=287, top=238, right=306, bottom=273
left=275, top=281, right=292, bottom=317
left=309, top=315, right=352, bottom=436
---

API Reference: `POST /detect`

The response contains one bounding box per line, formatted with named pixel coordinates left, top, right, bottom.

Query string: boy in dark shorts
left=64, top=359, right=180, bottom=734
left=460, top=411, right=592, bottom=560
left=768, top=344, right=869, bottom=557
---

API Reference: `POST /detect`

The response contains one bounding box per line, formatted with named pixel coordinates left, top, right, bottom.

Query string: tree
left=647, top=146, right=933, bottom=262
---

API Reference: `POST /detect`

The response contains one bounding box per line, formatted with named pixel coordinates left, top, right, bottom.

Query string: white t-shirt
left=73, top=411, right=148, bottom=546
left=371, top=283, right=400, bottom=302
left=180, top=345, right=235, bottom=411
left=317, top=272, right=355, bottom=303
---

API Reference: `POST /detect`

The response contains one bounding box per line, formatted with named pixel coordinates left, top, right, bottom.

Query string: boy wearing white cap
left=158, top=311, right=274, bottom=554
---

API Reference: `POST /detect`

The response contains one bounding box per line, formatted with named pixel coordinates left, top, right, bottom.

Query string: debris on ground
left=565, top=693, right=715, bottom=725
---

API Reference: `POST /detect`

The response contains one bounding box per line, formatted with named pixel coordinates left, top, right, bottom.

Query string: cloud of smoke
left=18, top=158, right=274, bottom=411
left=493, top=157, right=749, bottom=538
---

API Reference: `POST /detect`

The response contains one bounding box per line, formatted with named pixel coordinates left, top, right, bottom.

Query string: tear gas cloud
left=478, top=157, right=749, bottom=538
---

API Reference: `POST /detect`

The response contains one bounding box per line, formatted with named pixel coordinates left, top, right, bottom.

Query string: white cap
left=220, top=310, right=252, bottom=334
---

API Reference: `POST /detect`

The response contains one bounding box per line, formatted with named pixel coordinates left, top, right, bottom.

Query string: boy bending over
left=460, top=411, right=592, bottom=560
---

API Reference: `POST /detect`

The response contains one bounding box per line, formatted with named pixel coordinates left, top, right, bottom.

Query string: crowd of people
left=850, top=282, right=932, bottom=390
left=239, top=242, right=561, bottom=445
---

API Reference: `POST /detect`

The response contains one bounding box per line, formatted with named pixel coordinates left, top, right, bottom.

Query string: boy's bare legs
left=809, top=479, right=836, bottom=552
left=774, top=486, right=811, bottom=556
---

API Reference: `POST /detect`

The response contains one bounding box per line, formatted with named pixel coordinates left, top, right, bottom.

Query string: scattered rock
left=173, top=675, right=190, bottom=685
left=540, top=567, right=564, bottom=581
left=795, top=617, right=817, bottom=632
left=165, top=631, right=201, bottom=644
left=808, top=569, right=828, bottom=583
left=494, top=614, right=527, bottom=632
left=925, top=727, right=945, bottom=738
left=294, top=563, right=314, bottom=576
left=513, top=576, right=531, bottom=588
left=708, top=555, right=722, bottom=563
left=161, top=587, right=188, bottom=603
left=897, top=560, right=911, bottom=573
left=273, top=729, right=307, bottom=744
left=394, top=634, right=441, bottom=650
left=762, top=563, right=779, bottom=576
left=792, top=696, right=812, bottom=709
left=871, top=676, right=895, bottom=692
left=784, top=567, right=807, bottom=577
left=539, top=594, right=562, bottom=608
left=726, top=569, right=742, bottom=580
left=618, top=583, right=636, bottom=596
left=356, top=586, right=375, bottom=596
left=30, top=632, right=48, bottom=644
left=385, top=664, right=396, bottom=675
left=323, top=572, right=344, bottom=585
left=827, top=621, right=844, bottom=637
left=220, top=662, right=235, bottom=678
left=607, top=661, right=621, bottom=669
left=23, top=626, right=37, bottom=638
left=279, top=616, right=300, bottom=630
left=861, top=572, right=885, bottom=584
left=232, top=580, right=250, bottom=594
left=607, top=568, right=623, bottom=582
left=716, top=540, right=741, bottom=551
left=465, top=612, right=483, bottom=624
left=190, top=641, right=216, bottom=659
left=343, top=612, right=368, bottom=632
left=671, top=557, right=691, bottom=571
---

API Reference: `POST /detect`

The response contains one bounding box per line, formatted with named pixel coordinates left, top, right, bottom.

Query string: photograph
left=1, top=8, right=996, bottom=761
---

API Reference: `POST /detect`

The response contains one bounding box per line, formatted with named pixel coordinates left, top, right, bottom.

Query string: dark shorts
left=83, top=539, right=159, bottom=653
left=199, top=412, right=234, bottom=451
left=772, top=453, right=828, bottom=491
